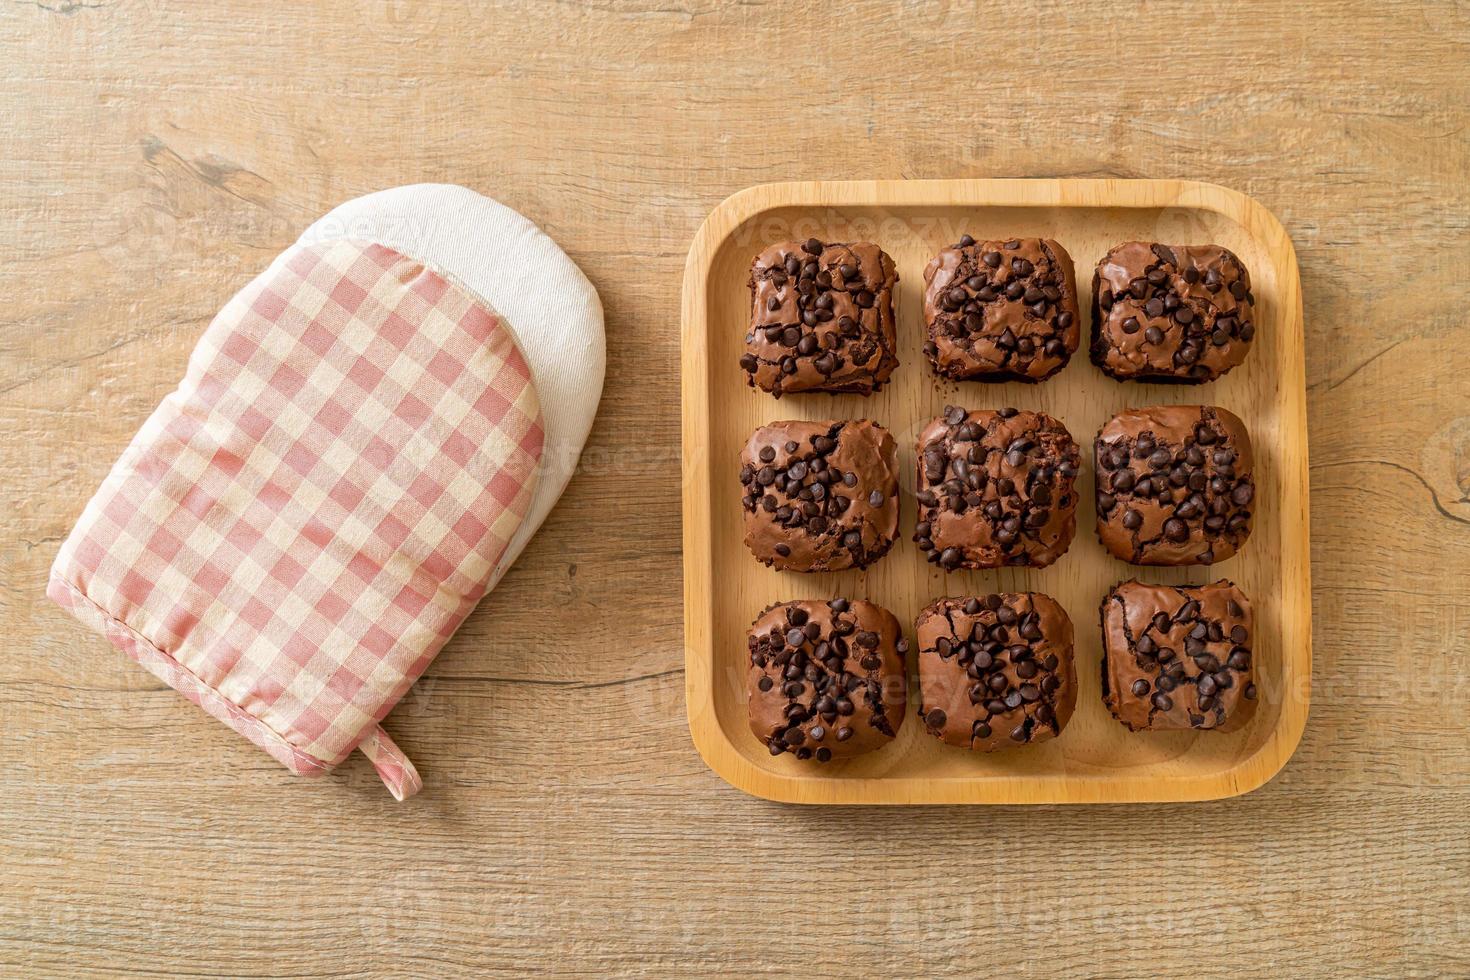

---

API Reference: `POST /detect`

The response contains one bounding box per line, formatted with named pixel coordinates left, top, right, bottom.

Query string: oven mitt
left=47, top=184, right=605, bottom=800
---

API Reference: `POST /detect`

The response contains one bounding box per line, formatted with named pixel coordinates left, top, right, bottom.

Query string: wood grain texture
left=1, top=0, right=1466, bottom=976
left=683, top=178, right=1310, bottom=804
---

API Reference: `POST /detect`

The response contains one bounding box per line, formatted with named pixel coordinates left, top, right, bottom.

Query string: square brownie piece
left=1100, top=580, right=1257, bottom=732
left=922, top=236, right=1080, bottom=382
left=1091, top=242, right=1256, bottom=383
left=916, top=593, right=1077, bottom=751
left=914, top=406, right=1080, bottom=570
left=1095, top=405, right=1255, bottom=565
left=747, top=598, right=907, bottom=762
left=739, top=419, right=899, bottom=572
left=739, top=239, right=899, bottom=397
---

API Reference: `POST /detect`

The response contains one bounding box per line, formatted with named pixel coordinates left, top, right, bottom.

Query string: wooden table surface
left=3, top=2, right=1466, bottom=976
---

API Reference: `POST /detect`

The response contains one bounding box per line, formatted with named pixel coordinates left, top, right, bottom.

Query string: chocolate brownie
left=747, top=598, right=907, bottom=761
left=914, top=406, right=1080, bottom=570
left=916, top=593, right=1077, bottom=751
left=1100, top=580, right=1257, bottom=732
left=739, top=419, right=899, bottom=572
left=922, top=236, right=1080, bottom=382
left=1091, top=242, right=1256, bottom=383
left=739, top=239, right=899, bottom=397
left=1095, top=406, right=1254, bottom=565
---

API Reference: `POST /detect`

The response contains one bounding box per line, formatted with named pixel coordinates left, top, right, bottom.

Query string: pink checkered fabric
left=48, top=239, right=543, bottom=800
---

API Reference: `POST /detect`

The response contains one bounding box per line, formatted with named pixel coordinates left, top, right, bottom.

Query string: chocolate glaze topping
left=1095, top=405, right=1255, bottom=566
left=739, top=419, right=899, bottom=572
left=917, top=593, right=1077, bottom=751
left=1100, top=579, right=1257, bottom=732
left=914, top=406, right=1080, bottom=570
left=1091, top=241, right=1255, bottom=383
left=922, top=236, right=1080, bottom=382
left=747, top=598, right=908, bottom=762
left=741, top=239, right=899, bottom=396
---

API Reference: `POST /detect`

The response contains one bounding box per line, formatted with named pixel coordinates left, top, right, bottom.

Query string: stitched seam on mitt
left=49, top=574, right=336, bottom=775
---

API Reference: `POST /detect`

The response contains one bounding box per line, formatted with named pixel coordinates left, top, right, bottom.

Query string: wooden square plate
left=681, top=179, right=1309, bottom=803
